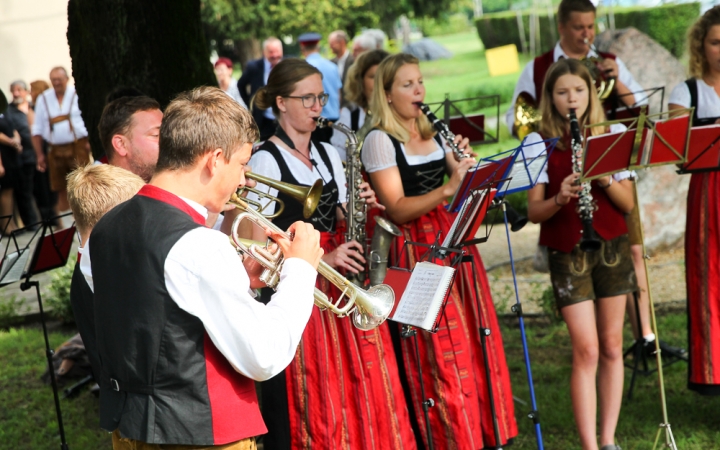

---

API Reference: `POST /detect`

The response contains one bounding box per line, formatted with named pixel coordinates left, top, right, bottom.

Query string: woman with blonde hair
left=330, top=49, right=389, bottom=157
left=361, top=52, right=517, bottom=449
left=668, top=5, right=720, bottom=395
left=525, top=58, right=636, bottom=450
left=242, top=57, right=416, bottom=450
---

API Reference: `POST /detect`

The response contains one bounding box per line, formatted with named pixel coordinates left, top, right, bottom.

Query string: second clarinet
left=415, top=102, right=472, bottom=161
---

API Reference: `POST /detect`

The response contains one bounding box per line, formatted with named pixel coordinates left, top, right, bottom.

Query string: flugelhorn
left=240, top=171, right=323, bottom=219
left=514, top=92, right=542, bottom=141
left=581, top=38, right=616, bottom=101
left=228, top=193, right=396, bottom=331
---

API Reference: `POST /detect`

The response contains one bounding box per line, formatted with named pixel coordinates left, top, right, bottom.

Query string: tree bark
left=234, top=38, right=261, bottom=70
left=67, top=0, right=216, bottom=157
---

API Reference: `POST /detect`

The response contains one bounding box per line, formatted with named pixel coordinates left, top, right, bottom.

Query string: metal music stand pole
left=398, top=235, right=464, bottom=450
left=499, top=200, right=544, bottom=450
left=19, top=218, right=73, bottom=450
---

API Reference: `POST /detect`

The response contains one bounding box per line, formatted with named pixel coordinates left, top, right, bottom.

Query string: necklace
left=274, top=124, right=327, bottom=183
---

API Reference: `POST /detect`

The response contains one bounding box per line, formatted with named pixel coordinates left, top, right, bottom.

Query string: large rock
left=595, top=28, right=690, bottom=251
left=403, top=38, right=453, bottom=61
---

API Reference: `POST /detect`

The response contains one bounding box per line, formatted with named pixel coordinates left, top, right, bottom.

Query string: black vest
left=90, top=192, right=264, bottom=445
left=254, top=140, right=339, bottom=232
left=383, top=132, right=446, bottom=197
left=70, top=261, right=100, bottom=380
left=686, top=78, right=720, bottom=126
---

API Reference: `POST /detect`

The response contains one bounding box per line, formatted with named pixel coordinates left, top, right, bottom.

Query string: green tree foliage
left=200, top=0, right=458, bottom=45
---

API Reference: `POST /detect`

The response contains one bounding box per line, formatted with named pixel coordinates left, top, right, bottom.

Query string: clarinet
left=568, top=109, right=602, bottom=252
left=415, top=102, right=471, bottom=161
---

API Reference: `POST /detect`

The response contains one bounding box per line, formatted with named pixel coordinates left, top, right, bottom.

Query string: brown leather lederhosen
left=42, top=90, right=92, bottom=191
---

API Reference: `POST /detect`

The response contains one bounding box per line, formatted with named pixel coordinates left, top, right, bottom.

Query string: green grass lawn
left=504, top=311, right=720, bottom=449
left=419, top=31, right=531, bottom=158
left=0, top=327, right=109, bottom=448
left=2, top=310, right=717, bottom=449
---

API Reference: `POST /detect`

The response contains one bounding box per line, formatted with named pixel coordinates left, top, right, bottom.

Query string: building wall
left=0, top=0, right=73, bottom=95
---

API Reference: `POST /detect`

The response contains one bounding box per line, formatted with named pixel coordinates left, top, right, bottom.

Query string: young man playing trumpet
left=88, top=86, right=323, bottom=449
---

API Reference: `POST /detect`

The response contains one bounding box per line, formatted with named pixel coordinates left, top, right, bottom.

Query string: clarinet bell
left=579, top=220, right=602, bottom=252
left=506, top=204, right=528, bottom=232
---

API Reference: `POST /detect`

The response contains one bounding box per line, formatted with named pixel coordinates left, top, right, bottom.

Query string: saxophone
left=568, top=109, right=602, bottom=253
left=316, top=117, right=367, bottom=285
left=316, top=116, right=401, bottom=286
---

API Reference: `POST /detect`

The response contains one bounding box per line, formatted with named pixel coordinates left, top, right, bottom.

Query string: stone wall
left=596, top=27, right=690, bottom=250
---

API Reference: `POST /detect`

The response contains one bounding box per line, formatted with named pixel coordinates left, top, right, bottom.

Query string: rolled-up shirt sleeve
left=165, top=227, right=317, bottom=381
left=32, top=95, right=51, bottom=140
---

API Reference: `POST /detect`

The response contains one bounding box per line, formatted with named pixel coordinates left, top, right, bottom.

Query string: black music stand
left=424, top=93, right=501, bottom=145
left=605, top=86, right=665, bottom=121
left=14, top=215, right=76, bottom=450
left=391, top=180, right=508, bottom=449
left=580, top=111, right=691, bottom=450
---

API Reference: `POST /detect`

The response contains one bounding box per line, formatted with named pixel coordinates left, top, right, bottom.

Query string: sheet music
left=391, top=262, right=455, bottom=331
left=503, top=154, right=547, bottom=193
left=0, top=250, right=30, bottom=286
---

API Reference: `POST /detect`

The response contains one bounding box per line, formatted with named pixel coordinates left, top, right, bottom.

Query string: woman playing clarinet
left=525, top=58, right=636, bottom=450
left=241, top=58, right=417, bottom=450
left=361, top=53, right=517, bottom=449
left=669, top=5, right=720, bottom=395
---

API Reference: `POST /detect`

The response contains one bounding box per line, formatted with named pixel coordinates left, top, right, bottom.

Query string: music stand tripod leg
left=501, top=203, right=544, bottom=450
left=21, top=278, right=70, bottom=450
left=630, top=184, right=677, bottom=450
left=400, top=325, right=435, bottom=450
left=463, top=253, right=503, bottom=449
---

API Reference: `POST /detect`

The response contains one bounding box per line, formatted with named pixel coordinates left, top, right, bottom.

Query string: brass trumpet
left=228, top=193, right=396, bottom=331
left=240, top=171, right=323, bottom=219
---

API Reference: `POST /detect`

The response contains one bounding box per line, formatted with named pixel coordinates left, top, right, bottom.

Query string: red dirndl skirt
left=283, top=231, right=417, bottom=449
left=390, top=204, right=518, bottom=449
left=686, top=172, right=720, bottom=394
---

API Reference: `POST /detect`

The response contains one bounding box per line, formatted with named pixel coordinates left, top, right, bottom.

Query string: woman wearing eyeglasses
left=243, top=58, right=416, bottom=450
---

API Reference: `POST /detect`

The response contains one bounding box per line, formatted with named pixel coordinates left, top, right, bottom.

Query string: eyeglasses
left=284, top=93, right=329, bottom=108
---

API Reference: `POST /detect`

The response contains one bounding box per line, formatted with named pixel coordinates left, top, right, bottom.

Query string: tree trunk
left=67, top=0, right=216, bottom=158
left=234, top=38, right=261, bottom=70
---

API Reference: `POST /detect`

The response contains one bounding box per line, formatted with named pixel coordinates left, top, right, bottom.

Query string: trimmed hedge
left=475, top=3, right=700, bottom=58
left=475, top=11, right=557, bottom=55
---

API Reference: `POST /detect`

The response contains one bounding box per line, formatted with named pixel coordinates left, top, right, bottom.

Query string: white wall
left=0, top=0, right=73, bottom=94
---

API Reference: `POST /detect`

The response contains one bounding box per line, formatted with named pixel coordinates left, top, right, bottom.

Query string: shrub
left=0, top=296, right=28, bottom=329
left=475, top=3, right=700, bottom=58
left=418, top=13, right=473, bottom=37
left=45, top=254, right=77, bottom=324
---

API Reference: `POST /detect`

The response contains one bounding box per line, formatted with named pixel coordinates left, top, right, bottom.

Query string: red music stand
left=678, top=124, right=720, bottom=174
left=579, top=111, right=688, bottom=450
left=580, top=106, right=692, bottom=182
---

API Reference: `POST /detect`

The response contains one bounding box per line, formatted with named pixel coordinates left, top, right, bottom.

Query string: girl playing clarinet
left=525, top=58, right=637, bottom=450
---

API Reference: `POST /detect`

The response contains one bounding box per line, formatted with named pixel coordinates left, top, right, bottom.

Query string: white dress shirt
left=246, top=141, right=347, bottom=216
left=32, top=85, right=88, bottom=144
left=523, top=123, right=634, bottom=184
left=361, top=129, right=451, bottom=173
left=85, top=194, right=318, bottom=381
left=669, top=79, right=720, bottom=119
left=505, top=42, right=646, bottom=132
left=330, top=107, right=367, bottom=161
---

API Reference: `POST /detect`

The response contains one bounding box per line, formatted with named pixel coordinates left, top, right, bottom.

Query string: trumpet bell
left=241, top=172, right=323, bottom=219
left=352, top=284, right=396, bottom=331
